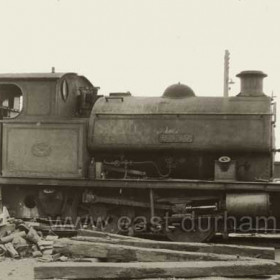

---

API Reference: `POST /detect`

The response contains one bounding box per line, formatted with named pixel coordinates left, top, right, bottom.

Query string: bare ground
left=0, top=258, right=35, bottom=280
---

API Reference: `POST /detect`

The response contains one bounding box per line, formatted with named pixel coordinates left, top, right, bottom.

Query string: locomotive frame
left=0, top=70, right=279, bottom=242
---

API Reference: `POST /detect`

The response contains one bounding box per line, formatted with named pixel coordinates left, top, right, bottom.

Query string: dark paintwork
left=0, top=73, right=92, bottom=178
left=0, top=73, right=93, bottom=119
left=0, top=72, right=274, bottom=181
left=89, top=95, right=272, bottom=152
left=0, top=71, right=278, bottom=230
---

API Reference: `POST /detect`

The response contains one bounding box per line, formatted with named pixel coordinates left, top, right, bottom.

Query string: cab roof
left=0, top=73, right=75, bottom=80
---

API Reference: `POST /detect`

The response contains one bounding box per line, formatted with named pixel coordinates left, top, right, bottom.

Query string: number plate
left=159, top=133, right=193, bottom=143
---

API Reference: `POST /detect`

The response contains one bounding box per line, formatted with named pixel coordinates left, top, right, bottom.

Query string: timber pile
left=0, top=216, right=59, bottom=259
left=0, top=211, right=279, bottom=279
left=34, top=229, right=280, bottom=279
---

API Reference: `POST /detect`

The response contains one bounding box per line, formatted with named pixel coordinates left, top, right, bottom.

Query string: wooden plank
left=5, top=242, right=19, bottom=258
left=73, top=235, right=275, bottom=260
left=77, top=229, right=145, bottom=241
left=0, top=223, right=15, bottom=238
left=54, top=238, right=253, bottom=262
left=140, top=278, right=280, bottom=280
left=34, top=277, right=280, bottom=280
left=34, top=260, right=280, bottom=279
left=0, top=231, right=26, bottom=244
left=214, top=234, right=280, bottom=249
left=230, top=233, right=280, bottom=239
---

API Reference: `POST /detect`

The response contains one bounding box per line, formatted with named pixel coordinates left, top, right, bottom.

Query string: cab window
left=0, top=84, right=23, bottom=118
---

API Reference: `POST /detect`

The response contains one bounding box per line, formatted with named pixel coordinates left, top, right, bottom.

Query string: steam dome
left=163, top=83, right=195, bottom=98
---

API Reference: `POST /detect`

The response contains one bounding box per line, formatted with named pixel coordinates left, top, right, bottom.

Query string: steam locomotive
left=0, top=70, right=278, bottom=242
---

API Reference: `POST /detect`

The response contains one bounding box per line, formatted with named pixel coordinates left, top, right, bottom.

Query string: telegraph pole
left=224, top=50, right=230, bottom=97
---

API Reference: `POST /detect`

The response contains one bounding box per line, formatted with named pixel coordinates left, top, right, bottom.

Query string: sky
left=0, top=0, right=279, bottom=148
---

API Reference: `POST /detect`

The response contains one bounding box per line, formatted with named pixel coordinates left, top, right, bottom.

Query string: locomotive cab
left=0, top=72, right=98, bottom=179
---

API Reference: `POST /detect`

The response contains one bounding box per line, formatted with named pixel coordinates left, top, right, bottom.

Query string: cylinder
left=226, top=193, right=270, bottom=216
left=236, top=70, right=267, bottom=97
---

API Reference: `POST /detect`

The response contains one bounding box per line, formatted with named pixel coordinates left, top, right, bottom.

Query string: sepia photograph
left=0, top=0, right=280, bottom=279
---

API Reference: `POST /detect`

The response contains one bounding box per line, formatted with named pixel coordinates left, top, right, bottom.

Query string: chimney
left=236, top=70, right=267, bottom=97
